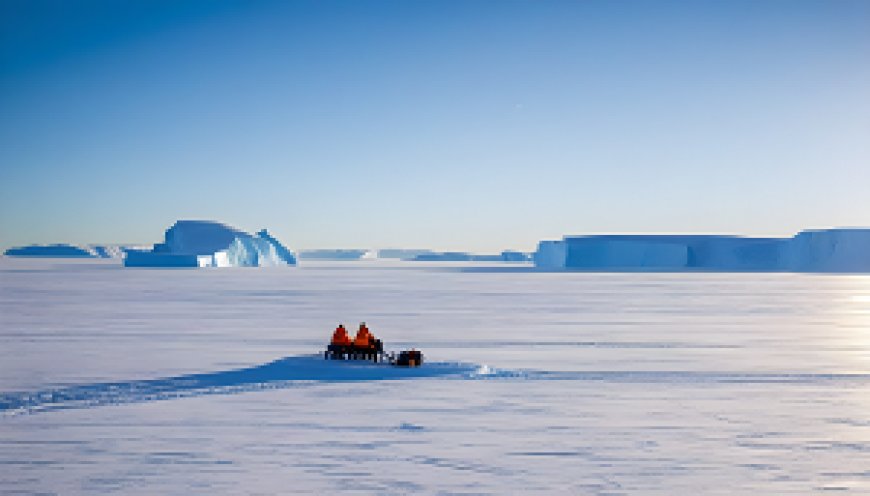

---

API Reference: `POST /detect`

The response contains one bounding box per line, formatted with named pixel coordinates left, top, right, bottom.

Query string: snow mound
left=124, top=220, right=296, bottom=268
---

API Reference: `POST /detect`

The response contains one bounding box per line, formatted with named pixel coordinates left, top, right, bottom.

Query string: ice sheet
left=2, top=258, right=870, bottom=494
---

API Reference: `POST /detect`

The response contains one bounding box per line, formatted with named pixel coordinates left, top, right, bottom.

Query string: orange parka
left=353, top=325, right=373, bottom=347
left=331, top=326, right=351, bottom=346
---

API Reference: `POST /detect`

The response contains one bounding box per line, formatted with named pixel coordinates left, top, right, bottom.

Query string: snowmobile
left=324, top=337, right=423, bottom=367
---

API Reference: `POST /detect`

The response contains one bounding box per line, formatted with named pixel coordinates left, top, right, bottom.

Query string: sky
left=1, top=0, right=869, bottom=252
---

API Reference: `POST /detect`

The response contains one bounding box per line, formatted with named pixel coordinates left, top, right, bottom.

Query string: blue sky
left=1, top=0, right=869, bottom=252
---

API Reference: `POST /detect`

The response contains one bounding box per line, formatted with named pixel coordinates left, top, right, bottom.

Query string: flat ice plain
left=2, top=259, right=870, bottom=494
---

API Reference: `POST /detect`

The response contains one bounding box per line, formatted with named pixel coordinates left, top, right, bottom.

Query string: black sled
left=324, top=339, right=423, bottom=367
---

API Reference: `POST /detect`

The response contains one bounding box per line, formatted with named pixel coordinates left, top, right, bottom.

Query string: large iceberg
left=124, top=221, right=296, bottom=268
left=534, top=229, right=870, bottom=273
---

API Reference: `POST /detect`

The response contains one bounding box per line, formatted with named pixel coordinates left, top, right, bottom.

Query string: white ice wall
left=566, top=239, right=688, bottom=269
left=533, top=241, right=567, bottom=269
left=786, top=229, right=870, bottom=272
left=534, top=229, right=870, bottom=272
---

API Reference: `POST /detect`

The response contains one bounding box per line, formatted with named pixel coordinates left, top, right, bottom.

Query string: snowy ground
left=2, top=258, right=870, bottom=494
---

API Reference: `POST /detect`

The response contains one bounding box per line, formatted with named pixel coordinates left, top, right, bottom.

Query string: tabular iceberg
left=5, top=244, right=96, bottom=258
left=124, top=221, right=296, bottom=268
left=534, top=229, right=870, bottom=273
left=297, top=249, right=438, bottom=260
left=785, top=229, right=870, bottom=272
left=298, top=249, right=370, bottom=260
left=533, top=240, right=568, bottom=269
left=412, top=251, right=531, bottom=262
left=4, top=244, right=138, bottom=259
left=376, top=249, right=435, bottom=260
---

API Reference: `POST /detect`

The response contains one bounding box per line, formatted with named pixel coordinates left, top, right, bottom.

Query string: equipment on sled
left=324, top=323, right=423, bottom=367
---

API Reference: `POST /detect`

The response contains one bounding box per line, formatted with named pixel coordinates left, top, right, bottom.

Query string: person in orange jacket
left=353, top=322, right=373, bottom=348
left=331, top=324, right=351, bottom=346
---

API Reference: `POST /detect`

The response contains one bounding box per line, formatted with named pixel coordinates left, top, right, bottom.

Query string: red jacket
left=331, top=327, right=351, bottom=346
left=354, top=328, right=373, bottom=347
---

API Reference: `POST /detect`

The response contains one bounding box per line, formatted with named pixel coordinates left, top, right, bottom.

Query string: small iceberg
left=4, top=244, right=137, bottom=259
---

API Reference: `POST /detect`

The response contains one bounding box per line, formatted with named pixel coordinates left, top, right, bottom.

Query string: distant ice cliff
left=412, top=251, right=531, bottom=262
left=534, top=229, right=870, bottom=272
left=297, top=249, right=370, bottom=260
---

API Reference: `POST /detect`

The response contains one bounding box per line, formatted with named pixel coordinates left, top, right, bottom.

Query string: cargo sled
left=325, top=334, right=423, bottom=367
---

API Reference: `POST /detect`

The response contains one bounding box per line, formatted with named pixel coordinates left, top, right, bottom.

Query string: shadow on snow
left=0, top=355, right=478, bottom=416
left=4, top=356, right=870, bottom=417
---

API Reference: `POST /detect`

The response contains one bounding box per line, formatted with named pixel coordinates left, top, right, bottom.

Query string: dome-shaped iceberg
left=124, top=221, right=296, bottom=268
